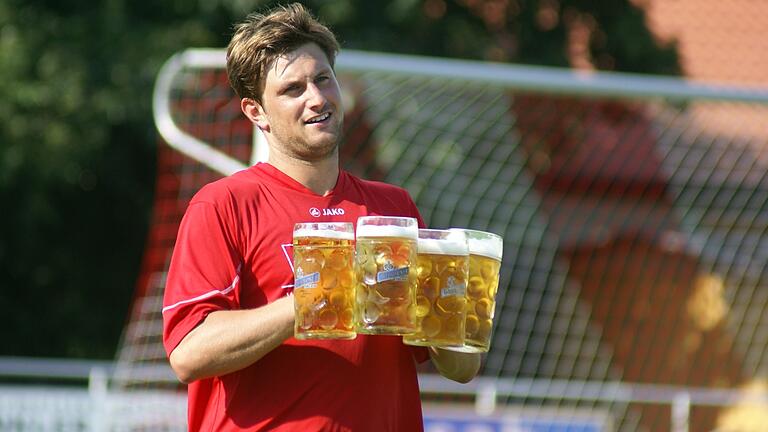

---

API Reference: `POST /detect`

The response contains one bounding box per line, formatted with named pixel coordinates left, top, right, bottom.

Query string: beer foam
left=293, top=228, right=354, bottom=240
left=417, top=238, right=468, bottom=255
left=468, top=237, right=503, bottom=260
left=356, top=224, right=418, bottom=239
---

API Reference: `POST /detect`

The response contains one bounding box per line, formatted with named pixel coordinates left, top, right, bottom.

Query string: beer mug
left=354, top=216, right=419, bottom=335
left=446, top=229, right=503, bottom=353
left=292, top=222, right=356, bottom=340
left=403, top=229, right=469, bottom=348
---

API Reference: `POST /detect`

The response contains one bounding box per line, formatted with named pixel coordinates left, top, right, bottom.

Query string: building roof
left=641, top=0, right=768, bottom=140
left=641, top=0, right=768, bottom=86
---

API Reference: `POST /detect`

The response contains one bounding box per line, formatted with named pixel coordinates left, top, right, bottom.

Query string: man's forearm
left=168, top=295, right=295, bottom=383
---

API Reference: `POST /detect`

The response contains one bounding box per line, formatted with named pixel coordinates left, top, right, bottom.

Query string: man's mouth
left=305, top=112, right=331, bottom=124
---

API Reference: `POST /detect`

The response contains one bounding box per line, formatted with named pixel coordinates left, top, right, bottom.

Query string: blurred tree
left=311, top=0, right=680, bottom=73
left=0, top=0, right=233, bottom=358
left=0, top=0, right=677, bottom=359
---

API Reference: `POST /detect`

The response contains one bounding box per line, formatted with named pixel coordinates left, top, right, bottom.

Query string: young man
left=162, top=4, right=481, bottom=431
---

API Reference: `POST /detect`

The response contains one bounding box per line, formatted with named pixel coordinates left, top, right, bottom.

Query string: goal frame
left=153, top=48, right=768, bottom=177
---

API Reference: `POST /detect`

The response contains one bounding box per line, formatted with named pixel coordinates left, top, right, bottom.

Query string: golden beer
left=293, top=222, right=356, bottom=340
left=447, top=229, right=503, bottom=353
left=354, top=216, right=419, bottom=335
left=404, top=229, right=469, bottom=347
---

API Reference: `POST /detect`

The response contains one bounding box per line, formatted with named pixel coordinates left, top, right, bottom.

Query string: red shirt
left=163, top=163, right=429, bottom=431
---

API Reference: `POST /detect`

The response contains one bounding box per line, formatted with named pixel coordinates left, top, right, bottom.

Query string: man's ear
left=241, top=98, right=270, bottom=132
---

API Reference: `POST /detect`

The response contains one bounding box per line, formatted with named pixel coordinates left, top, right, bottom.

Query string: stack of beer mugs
left=292, top=216, right=503, bottom=352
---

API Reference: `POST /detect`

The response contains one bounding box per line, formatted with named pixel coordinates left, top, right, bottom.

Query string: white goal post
left=152, top=48, right=768, bottom=177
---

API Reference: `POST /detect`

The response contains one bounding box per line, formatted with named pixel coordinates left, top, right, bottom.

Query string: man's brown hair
left=226, top=3, right=340, bottom=102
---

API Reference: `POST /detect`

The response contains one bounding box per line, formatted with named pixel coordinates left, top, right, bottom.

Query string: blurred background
left=2, top=0, right=768, bottom=431
left=0, top=0, right=683, bottom=362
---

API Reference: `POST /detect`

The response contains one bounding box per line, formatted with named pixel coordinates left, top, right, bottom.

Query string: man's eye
left=282, top=83, right=302, bottom=94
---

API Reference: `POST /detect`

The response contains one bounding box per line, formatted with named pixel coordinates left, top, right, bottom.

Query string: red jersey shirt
left=163, top=163, right=429, bottom=432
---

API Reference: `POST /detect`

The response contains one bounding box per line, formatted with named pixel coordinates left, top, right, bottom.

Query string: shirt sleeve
left=162, top=200, right=242, bottom=356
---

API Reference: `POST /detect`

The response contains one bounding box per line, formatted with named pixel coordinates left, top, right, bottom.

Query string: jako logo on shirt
left=309, top=207, right=345, bottom=217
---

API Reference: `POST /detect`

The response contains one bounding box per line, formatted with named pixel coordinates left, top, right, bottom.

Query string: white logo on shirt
left=280, top=243, right=294, bottom=291
left=309, top=207, right=345, bottom=217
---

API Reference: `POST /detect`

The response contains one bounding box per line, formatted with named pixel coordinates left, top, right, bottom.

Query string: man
left=162, top=4, right=481, bottom=431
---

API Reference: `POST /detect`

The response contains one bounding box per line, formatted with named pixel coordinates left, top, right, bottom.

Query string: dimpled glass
left=293, top=222, right=356, bottom=340
left=354, top=216, right=419, bottom=335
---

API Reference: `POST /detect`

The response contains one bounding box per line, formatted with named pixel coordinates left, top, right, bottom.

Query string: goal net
left=118, top=48, right=768, bottom=431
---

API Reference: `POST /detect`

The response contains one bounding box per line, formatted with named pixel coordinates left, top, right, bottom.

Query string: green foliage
left=0, top=0, right=678, bottom=359
left=0, top=0, right=230, bottom=358
left=311, top=0, right=679, bottom=73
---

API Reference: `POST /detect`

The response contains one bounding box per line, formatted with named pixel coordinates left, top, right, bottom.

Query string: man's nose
left=305, top=83, right=326, bottom=108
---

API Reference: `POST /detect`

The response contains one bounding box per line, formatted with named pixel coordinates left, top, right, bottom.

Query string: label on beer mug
left=295, top=272, right=320, bottom=289
left=440, top=276, right=466, bottom=297
left=377, top=262, right=409, bottom=283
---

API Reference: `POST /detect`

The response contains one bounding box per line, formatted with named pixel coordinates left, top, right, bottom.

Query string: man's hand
left=428, top=347, right=481, bottom=383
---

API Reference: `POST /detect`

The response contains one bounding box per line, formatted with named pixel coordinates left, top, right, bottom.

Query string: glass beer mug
left=403, top=229, right=469, bottom=348
left=446, top=229, right=503, bottom=353
left=292, top=222, right=356, bottom=340
left=354, top=216, right=419, bottom=335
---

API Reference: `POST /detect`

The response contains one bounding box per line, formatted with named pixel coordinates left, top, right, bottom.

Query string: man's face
left=257, top=42, right=343, bottom=161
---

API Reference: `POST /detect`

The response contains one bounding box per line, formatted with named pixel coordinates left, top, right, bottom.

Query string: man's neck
left=267, top=148, right=340, bottom=196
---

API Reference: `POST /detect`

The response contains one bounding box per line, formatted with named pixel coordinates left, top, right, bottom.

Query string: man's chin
left=299, top=141, right=339, bottom=162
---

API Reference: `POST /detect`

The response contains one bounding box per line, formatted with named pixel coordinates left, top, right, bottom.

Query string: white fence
left=0, top=386, right=186, bottom=432
left=3, top=357, right=768, bottom=431
left=0, top=357, right=185, bottom=432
